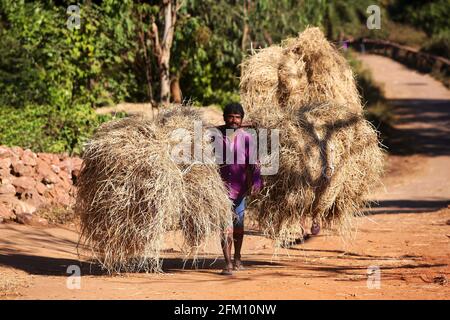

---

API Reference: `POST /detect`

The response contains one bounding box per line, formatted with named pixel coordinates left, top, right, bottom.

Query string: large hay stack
left=75, top=106, right=232, bottom=273
left=240, top=27, right=384, bottom=244
left=241, top=27, right=362, bottom=113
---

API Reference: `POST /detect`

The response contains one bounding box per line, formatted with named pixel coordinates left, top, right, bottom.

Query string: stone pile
left=0, top=146, right=82, bottom=225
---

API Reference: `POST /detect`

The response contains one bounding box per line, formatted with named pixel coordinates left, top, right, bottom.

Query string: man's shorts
left=229, top=197, right=245, bottom=230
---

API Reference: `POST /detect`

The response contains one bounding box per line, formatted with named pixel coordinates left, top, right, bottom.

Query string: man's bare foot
left=233, top=256, right=245, bottom=270
left=220, top=263, right=233, bottom=275
left=233, top=260, right=245, bottom=271
left=311, top=221, right=321, bottom=235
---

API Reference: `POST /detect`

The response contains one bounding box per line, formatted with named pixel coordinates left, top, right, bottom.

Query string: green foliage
left=387, top=0, right=449, bottom=58
left=423, top=30, right=450, bottom=59
left=246, top=0, right=327, bottom=45
left=0, top=103, right=111, bottom=154
left=173, top=0, right=242, bottom=105
left=3, top=0, right=444, bottom=154
left=0, top=0, right=135, bottom=154
left=175, top=0, right=330, bottom=106
left=374, top=21, right=428, bottom=48
left=0, top=0, right=140, bottom=108
left=388, top=0, right=449, bottom=36
left=321, top=0, right=388, bottom=40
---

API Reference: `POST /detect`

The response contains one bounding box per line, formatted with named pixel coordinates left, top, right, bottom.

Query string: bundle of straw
left=241, top=27, right=362, bottom=113
left=75, top=106, right=232, bottom=273
left=240, top=27, right=384, bottom=244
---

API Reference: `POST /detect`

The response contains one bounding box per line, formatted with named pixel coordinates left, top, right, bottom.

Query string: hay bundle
left=240, top=27, right=362, bottom=113
left=76, top=106, right=232, bottom=273
left=251, top=103, right=383, bottom=243
left=240, top=46, right=285, bottom=110
left=240, top=27, right=384, bottom=244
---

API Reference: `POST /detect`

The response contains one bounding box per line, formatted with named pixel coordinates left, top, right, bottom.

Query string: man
left=213, top=102, right=262, bottom=276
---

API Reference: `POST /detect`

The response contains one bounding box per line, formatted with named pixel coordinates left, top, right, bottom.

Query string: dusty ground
left=1, top=54, right=449, bottom=300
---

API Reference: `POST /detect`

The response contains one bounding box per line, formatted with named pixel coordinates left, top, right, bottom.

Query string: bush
left=0, top=104, right=117, bottom=155
left=423, top=31, right=450, bottom=59
left=380, top=21, right=428, bottom=49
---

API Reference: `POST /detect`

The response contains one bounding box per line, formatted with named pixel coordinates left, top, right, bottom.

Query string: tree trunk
left=159, top=59, right=171, bottom=104
left=170, top=76, right=182, bottom=103
left=160, top=0, right=177, bottom=105
left=241, top=0, right=250, bottom=52
left=149, top=0, right=179, bottom=106
left=263, top=30, right=273, bottom=46
left=136, top=9, right=156, bottom=117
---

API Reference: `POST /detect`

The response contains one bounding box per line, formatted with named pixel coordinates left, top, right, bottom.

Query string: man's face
left=224, top=113, right=243, bottom=129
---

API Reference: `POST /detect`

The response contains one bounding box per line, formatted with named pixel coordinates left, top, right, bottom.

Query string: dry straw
left=241, top=27, right=362, bottom=113
left=75, top=106, right=232, bottom=273
left=241, top=27, right=384, bottom=245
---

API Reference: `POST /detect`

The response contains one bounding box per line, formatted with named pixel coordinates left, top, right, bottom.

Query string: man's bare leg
left=233, top=228, right=244, bottom=270
left=220, top=230, right=233, bottom=275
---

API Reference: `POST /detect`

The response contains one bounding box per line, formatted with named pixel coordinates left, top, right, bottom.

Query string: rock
left=51, top=155, right=61, bottom=165
left=51, top=164, right=61, bottom=174
left=14, top=201, right=37, bottom=215
left=0, top=196, right=37, bottom=216
left=0, top=158, right=11, bottom=169
left=37, top=153, right=52, bottom=163
left=0, top=147, right=79, bottom=214
left=59, top=152, right=70, bottom=161
left=41, top=173, right=60, bottom=185
left=22, top=149, right=37, bottom=166
left=36, top=158, right=60, bottom=184
left=0, top=194, right=15, bottom=204
left=0, top=176, right=12, bottom=185
left=37, top=153, right=60, bottom=165
left=11, top=160, right=34, bottom=177
left=59, top=173, right=73, bottom=190
left=16, top=212, right=48, bottom=226
left=38, top=152, right=60, bottom=165
left=36, top=182, right=48, bottom=196
left=37, top=216, right=49, bottom=226
left=0, top=146, right=13, bottom=159
left=20, top=189, right=46, bottom=208
left=10, top=157, right=20, bottom=169
left=0, top=203, right=15, bottom=222
left=72, top=158, right=83, bottom=171
left=59, top=189, right=73, bottom=207
left=2, top=194, right=44, bottom=225
left=11, top=146, right=24, bottom=157
left=59, top=159, right=74, bottom=174
left=0, top=184, right=16, bottom=195
left=0, top=167, right=11, bottom=178
left=11, top=176, right=36, bottom=193
left=69, top=158, right=83, bottom=183
left=72, top=168, right=81, bottom=181
left=48, top=187, right=72, bottom=207
left=15, top=212, right=33, bottom=224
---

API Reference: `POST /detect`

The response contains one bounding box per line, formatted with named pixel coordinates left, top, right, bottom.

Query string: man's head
left=223, top=102, right=244, bottom=129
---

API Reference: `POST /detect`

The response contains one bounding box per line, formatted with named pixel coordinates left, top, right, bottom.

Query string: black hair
left=223, top=102, right=245, bottom=118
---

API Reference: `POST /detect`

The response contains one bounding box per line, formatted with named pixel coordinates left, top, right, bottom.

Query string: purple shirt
left=214, top=126, right=263, bottom=200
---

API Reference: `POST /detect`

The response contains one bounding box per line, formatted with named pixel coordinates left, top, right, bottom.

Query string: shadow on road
left=0, top=253, right=104, bottom=276
left=0, top=253, right=284, bottom=276
left=384, top=98, right=450, bottom=156
left=364, top=199, right=450, bottom=215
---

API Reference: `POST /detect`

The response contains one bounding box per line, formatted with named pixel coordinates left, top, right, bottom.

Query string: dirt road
left=1, top=54, right=449, bottom=300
